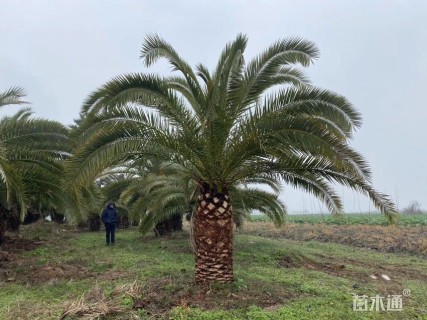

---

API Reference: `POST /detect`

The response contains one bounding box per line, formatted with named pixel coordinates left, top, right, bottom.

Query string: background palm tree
left=0, top=87, right=70, bottom=243
left=68, top=34, right=397, bottom=283
left=0, top=87, right=27, bottom=215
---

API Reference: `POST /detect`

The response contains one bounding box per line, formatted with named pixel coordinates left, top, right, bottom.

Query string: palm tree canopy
left=69, top=34, right=397, bottom=221
left=0, top=87, right=70, bottom=219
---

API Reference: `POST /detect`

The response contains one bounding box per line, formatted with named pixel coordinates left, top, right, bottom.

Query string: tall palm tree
left=68, top=34, right=397, bottom=283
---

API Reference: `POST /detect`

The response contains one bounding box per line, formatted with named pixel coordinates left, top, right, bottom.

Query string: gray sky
left=1, top=0, right=426, bottom=213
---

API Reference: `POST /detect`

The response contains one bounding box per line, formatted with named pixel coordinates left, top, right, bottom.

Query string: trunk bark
left=194, top=186, right=234, bottom=284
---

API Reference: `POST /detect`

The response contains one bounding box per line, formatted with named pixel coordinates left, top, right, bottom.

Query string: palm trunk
left=194, top=185, right=234, bottom=284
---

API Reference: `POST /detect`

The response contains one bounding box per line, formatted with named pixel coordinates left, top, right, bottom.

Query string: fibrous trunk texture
left=194, top=188, right=234, bottom=284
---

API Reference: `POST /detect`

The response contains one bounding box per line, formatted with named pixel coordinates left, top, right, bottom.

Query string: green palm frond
left=0, top=155, right=27, bottom=214
left=195, top=63, right=211, bottom=85
left=9, top=108, right=33, bottom=121
left=101, top=178, right=133, bottom=202
left=231, top=187, right=287, bottom=226
left=0, top=87, right=27, bottom=108
left=233, top=37, right=318, bottom=111
left=140, top=34, right=204, bottom=112
left=114, top=161, right=286, bottom=234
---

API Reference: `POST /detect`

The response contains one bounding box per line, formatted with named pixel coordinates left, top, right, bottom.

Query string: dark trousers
left=105, top=223, right=116, bottom=244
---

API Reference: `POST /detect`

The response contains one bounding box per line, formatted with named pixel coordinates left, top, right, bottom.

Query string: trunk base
left=194, top=189, right=234, bottom=284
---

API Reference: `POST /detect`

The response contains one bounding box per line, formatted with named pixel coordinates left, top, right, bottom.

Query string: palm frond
left=140, top=34, right=205, bottom=114
left=0, top=87, right=27, bottom=108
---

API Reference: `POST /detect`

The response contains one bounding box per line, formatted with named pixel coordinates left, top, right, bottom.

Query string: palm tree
left=0, top=87, right=70, bottom=243
left=68, top=34, right=397, bottom=283
left=0, top=87, right=27, bottom=214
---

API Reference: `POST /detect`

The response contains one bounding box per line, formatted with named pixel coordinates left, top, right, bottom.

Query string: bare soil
left=130, top=276, right=297, bottom=315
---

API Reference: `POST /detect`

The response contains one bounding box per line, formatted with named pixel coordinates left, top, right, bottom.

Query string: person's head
left=107, top=201, right=115, bottom=209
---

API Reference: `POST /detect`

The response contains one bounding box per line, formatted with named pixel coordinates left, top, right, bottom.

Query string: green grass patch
left=0, top=223, right=426, bottom=319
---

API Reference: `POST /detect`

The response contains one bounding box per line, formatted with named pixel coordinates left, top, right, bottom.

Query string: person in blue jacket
left=101, top=201, right=118, bottom=245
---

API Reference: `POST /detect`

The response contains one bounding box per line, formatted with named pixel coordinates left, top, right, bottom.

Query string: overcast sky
left=1, top=0, right=426, bottom=213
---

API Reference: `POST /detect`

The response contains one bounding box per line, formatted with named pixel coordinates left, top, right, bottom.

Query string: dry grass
left=240, top=221, right=427, bottom=256
left=112, top=280, right=144, bottom=299
left=60, top=283, right=134, bottom=320
left=2, top=299, right=61, bottom=320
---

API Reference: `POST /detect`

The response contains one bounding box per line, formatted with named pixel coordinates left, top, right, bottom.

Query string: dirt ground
left=241, top=222, right=427, bottom=257
left=0, top=236, right=44, bottom=282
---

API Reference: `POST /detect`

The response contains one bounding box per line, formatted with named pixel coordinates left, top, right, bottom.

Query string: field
left=0, top=218, right=426, bottom=319
left=252, top=213, right=427, bottom=226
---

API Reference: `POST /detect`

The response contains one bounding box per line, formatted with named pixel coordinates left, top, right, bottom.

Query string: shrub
left=401, top=201, right=424, bottom=214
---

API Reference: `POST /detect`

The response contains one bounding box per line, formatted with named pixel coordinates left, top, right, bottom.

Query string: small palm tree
left=69, top=34, right=397, bottom=283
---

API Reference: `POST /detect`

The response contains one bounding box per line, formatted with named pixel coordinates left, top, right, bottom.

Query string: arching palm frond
left=0, top=87, right=27, bottom=108
left=231, top=186, right=287, bottom=226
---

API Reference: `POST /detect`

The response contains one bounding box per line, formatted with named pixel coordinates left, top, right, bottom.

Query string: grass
left=0, top=221, right=426, bottom=319
left=241, top=221, right=427, bottom=257
left=251, top=213, right=427, bottom=226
